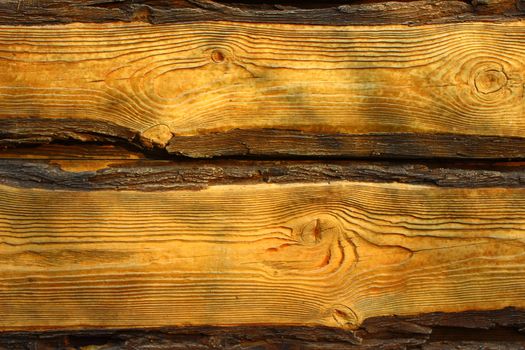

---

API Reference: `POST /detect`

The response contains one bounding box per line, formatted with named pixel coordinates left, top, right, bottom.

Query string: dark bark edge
left=0, top=158, right=524, bottom=190
left=1, top=308, right=524, bottom=349
left=2, top=119, right=525, bottom=161
left=1, top=0, right=522, bottom=26
left=0, top=0, right=522, bottom=25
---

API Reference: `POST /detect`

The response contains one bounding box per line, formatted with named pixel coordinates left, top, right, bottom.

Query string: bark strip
left=1, top=308, right=524, bottom=350
left=1, top=0, right=519, bottom=26
left=1, top=158, right=525, bottom=190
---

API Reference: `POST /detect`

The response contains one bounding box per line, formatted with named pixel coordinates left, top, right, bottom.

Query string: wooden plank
left=1, top=21, right=524, bottom=158
left=1, top=181, right=525, bottom=331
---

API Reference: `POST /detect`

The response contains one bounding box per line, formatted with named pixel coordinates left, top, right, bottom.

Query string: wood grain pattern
left=1, top=21, right=524, bottom=157
left=1, top=181, right=525, bottom=331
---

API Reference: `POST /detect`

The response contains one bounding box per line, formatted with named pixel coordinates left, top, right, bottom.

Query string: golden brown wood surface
left=1, top=181, right=525, bottom=331
left=1, top=21, right=524, bottom=156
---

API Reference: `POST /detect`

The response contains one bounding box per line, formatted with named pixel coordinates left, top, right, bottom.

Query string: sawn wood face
left=1, top=181, right=524, bottom=330
left=0, top=21, right=524, bottom=157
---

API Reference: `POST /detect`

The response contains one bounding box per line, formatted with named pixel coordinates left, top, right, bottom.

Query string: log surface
left=2, top=0, right=525, bottom=346
left=1, top=20, right=524, bottom=158
left=1, top=180, right=525, bottom=330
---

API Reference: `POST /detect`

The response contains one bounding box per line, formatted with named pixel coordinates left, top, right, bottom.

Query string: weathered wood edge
left=1, top=158, right=524, bottom=190
left=0, top=0, right=523, bottom=26
left=3, top=119, right=525, bottom=160
left=166, top=129, right=525, bottom=160
left=0, top=119, right=136, bottom=147
left=0, top=143, right=148, bottom=160
left=1, top=308, right=524, bottom=349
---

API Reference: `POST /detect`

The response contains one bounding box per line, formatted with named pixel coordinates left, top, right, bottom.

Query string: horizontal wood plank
left=1, top=21, right=524, bottom=158
left=3, top=1, right=525, bottom=344
left=1, top=181, right=525, bottom=330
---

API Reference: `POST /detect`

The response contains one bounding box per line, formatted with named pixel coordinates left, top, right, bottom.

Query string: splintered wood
left=0, top=21, right=524, bottom=157
left=1, top=182, right=524, bottom=330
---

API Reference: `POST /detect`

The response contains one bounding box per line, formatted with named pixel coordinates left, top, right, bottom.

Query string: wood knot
left=474, top=69, right=507, bottom=94
left=261, top=215, right=353, bottom=277
left=211, top=50, right=226, bottom=63
left=140, top=124, right=173, bottom=148
left=331, top=305, right=360, bottom=330
left=300, top=217, right=340, bottom=245
left=457, top=59, right=521, bottom=108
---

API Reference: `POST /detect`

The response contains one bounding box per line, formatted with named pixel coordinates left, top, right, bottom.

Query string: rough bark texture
left=0, top=119, right=137, bottom=147
left=0, top=143, right=148, bottom=160
left=0, top=0, right=522, bottom=26
left=166, top=130, right=525, bottom=160
left=1, top=308, right=524, bottom=349
left=1, top=158, right=525, bottom=190
left=3, top=125, right=525, bottom=161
